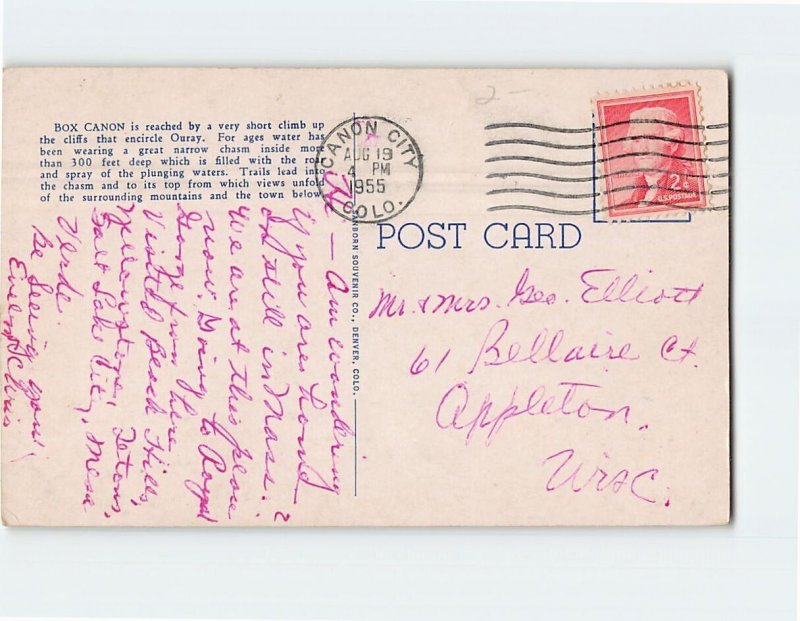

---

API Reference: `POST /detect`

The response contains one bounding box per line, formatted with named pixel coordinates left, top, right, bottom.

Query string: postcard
left=0, top=68, right=729, bottom=525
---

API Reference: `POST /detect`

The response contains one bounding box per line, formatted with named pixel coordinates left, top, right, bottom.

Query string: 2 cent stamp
left=595, top=88, right=708, bottom=218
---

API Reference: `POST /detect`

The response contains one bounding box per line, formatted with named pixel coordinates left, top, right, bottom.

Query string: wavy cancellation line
left=486, top=187, right=730, bottom=200
left=484, top=120, right=730, bottom=133
left=485, top=152, right=730, bottom=167
left=485, top=135, right=729, bottom=150
left=486, top=202, right=731, bottom=216
left=486, top=169, right=729, bottom=183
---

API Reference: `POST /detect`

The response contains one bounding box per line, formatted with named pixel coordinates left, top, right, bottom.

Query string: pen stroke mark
left=10, top=452, right=37, bottom=463
left=475, top=86, right=498, bottom=105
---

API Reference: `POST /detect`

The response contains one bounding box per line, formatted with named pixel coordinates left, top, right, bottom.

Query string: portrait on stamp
left=596, top=89, right=708, bottom=218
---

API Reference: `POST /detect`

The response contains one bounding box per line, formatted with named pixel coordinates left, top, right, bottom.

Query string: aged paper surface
left=0, top=68, right=729, bottom=526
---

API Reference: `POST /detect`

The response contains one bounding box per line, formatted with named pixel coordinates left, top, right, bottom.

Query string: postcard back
left=0, top=68, right=729, bottom=526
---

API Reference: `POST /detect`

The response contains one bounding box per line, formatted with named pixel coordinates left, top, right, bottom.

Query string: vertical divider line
left=352, top=112, right=358, bottom=497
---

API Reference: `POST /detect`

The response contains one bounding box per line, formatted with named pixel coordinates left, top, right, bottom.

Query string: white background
left=0, top=1, right=797, bottom=619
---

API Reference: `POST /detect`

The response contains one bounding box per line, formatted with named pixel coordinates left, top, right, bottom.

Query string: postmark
left=315, top=116, right=423, bottom=224
left=595, top=87, right=709, bottom=218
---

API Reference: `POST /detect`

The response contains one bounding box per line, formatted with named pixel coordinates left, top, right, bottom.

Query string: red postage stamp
left=595, top=87, right=707, bottom=218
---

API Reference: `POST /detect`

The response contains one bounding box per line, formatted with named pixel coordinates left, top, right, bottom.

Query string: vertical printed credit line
left=351, top=112, right=359, bottom=497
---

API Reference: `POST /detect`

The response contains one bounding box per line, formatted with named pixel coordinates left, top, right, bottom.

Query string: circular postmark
left=315, top=116, right=423, bottom=224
